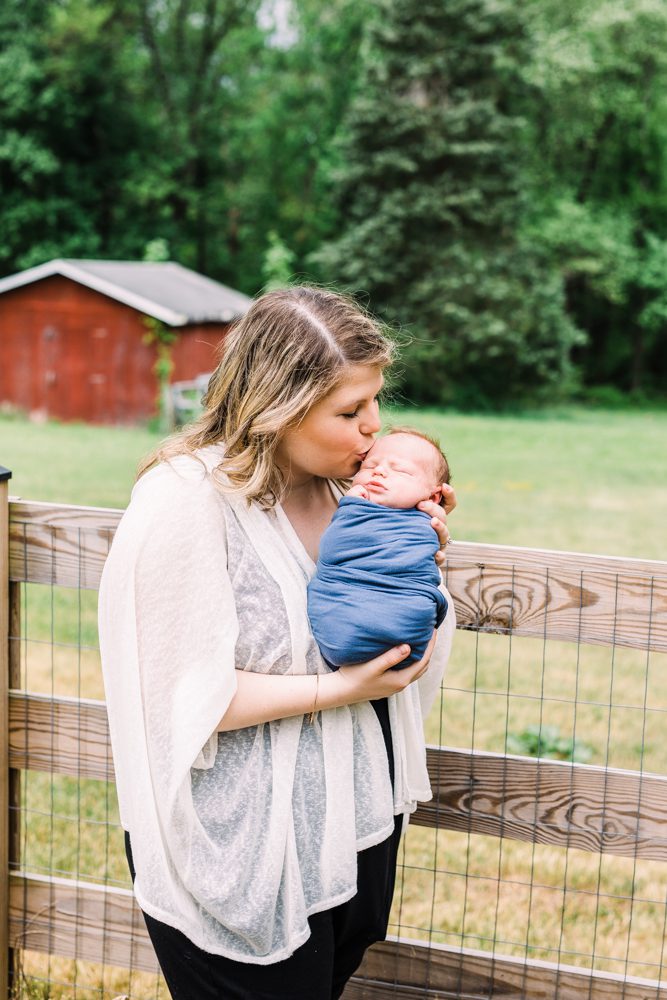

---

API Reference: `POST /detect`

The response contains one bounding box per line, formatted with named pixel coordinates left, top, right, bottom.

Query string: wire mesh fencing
left=6, top=504, right=164, bottom=999
left=3, top=498, right=667, bottom=999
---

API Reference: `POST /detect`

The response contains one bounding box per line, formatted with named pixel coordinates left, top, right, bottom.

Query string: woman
left=98, top=286, right=456, bottom=1000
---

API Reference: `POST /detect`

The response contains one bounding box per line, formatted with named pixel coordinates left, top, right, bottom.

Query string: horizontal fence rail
left=353, top=936, right=667, bottom=1000
left=8, top=874, right=667, bottom=1000
left=9, top=499, right=667, bottom=649
left=10, top=691, right=667, bottom=861
left=5, top=498, right=667, bottom=999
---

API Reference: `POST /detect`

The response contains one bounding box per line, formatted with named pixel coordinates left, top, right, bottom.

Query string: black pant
left=126, top=700, right=401, bottom=1000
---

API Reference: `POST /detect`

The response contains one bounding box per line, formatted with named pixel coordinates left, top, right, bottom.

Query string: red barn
left=0, top=259, right=252, bottom=424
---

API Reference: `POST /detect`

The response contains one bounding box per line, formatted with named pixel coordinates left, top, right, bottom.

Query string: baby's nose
left=375, top=464, right=387, bottom=476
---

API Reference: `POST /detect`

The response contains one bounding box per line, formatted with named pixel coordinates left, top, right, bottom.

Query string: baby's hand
left=347, top=484, right=370, bottom=500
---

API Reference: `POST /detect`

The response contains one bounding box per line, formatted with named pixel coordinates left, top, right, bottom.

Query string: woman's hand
left=329, top=631, right=437, bottom=706
left=418, top=483, right=457, bottom=567
left=440, top=483, right=457, bottom=516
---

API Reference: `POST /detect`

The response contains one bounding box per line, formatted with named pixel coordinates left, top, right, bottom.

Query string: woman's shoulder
left=128, top=445, right=231, bottom=519
left=111, top=445, right=232, bottom=556
left=133, top=444, right=226, bottom=495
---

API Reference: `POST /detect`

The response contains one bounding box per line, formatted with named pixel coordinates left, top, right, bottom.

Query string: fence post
left=0, top=466, right=12, bottom=1000
left=7, top=582, right=19, bottom=999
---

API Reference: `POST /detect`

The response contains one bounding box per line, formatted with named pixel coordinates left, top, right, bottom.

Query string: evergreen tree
left=314, top=0, right=582, bottom=407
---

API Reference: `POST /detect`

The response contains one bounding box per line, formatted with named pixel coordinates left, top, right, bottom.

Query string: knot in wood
left=477, top=613, right=512, bottom=633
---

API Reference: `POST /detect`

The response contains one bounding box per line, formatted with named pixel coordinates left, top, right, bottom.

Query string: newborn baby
left=307, top=429, right=450, bottom=669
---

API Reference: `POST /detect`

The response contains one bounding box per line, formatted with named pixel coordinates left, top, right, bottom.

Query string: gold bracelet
left=308, top=673, right=320, bottom=724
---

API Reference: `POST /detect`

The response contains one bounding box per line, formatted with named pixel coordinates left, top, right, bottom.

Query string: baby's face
left=351, top=434, right=441, bottom=509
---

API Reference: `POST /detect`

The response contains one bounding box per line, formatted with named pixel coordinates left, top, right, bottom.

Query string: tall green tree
left=314, top=0, right=581, bottom=407
left=225, top=0, right=373, bottom=292
left=0, top=0, right=267, bottom=281
left=129, top=0, right=264, bottom=277
left=0, top=0, right=152, bottom=272
left=523, top=0, right=667, bottom=393
left=0, top=0, right=370, bottom=293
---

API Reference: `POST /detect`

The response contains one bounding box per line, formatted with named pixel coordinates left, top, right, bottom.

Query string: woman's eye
left=340, top=395, right=379, bottom=419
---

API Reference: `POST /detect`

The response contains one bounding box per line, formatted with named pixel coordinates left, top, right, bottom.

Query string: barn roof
left=0, top=258, right=252, bottom=326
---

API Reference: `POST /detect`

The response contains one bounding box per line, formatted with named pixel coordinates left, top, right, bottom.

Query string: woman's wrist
left=317, top=670, right=356, bottom=712
left=307, top=672, right=320, bottom=722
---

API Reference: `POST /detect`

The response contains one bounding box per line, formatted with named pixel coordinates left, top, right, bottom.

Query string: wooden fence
left=2, top=483, right=667, bottom=998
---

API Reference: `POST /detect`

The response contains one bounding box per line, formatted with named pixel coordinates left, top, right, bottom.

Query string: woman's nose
left=360, top=402, right=381, bottom=437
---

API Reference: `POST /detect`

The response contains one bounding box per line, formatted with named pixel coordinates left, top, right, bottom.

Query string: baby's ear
left=428, top=486, right=443, bottom=505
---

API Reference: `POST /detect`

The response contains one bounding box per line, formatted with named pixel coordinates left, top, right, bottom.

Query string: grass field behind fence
left=2, top=405, right=666, bottom=558
left=3, top=406, right=667, bottom=996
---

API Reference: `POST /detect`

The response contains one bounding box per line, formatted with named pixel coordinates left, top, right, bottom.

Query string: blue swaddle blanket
left=307, top=496, right=448, bottom=668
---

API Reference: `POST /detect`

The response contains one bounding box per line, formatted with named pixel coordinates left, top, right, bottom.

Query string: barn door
left=40, top=321, right=61, bottom=418
left=36, top=310, right=109, bottom=422
left=88, top=322, right=110, bottom=423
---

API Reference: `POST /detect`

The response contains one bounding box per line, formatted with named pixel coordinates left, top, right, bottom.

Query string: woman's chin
left=340, top=460, right=362, bottom=478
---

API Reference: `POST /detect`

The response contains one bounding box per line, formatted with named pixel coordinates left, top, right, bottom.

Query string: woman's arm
left=217, top=634, right=436, bottom=732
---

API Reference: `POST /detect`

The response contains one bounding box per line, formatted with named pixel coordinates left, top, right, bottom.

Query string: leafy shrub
left=506, top=724, right=594, bottom=763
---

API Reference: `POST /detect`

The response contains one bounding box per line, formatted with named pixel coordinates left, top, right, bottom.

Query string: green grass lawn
left=2, top=405, right=666, bottom=559
left=384, top=405, right=667, bottom=561
left=0, top=414, right=161, bottom=509
left=4, top=407, right=667, bottom=997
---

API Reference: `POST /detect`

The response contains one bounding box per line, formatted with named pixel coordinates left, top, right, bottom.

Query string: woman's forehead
left=328, top=366, right=384, bottom=405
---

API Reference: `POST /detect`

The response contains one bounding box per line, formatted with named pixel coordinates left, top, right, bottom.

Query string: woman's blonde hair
left=138, top=286, right=395, bottom=507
